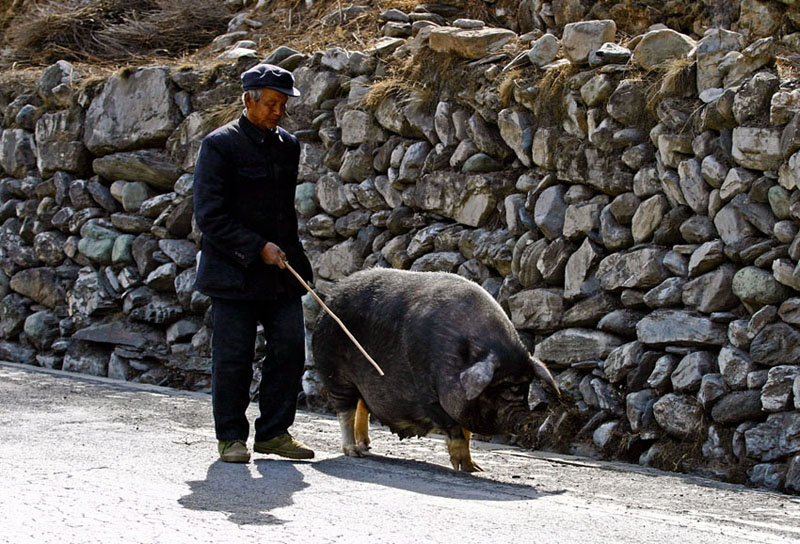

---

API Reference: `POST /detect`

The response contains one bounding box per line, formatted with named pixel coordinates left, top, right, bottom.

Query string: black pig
left=312, top=268, right=558, bottom=472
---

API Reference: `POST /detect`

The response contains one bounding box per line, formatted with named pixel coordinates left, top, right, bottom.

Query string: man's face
left=245, top=88, right=289, bottom=130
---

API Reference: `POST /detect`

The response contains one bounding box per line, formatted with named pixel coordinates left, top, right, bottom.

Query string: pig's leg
left=353, top=398, right=371, bottom=453
left=337, top=408, right=366, bottom=457
left=446, top=428, right=483, bottom=472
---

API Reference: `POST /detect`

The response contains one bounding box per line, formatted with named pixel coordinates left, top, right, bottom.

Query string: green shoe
left=218, top=440, right=250, bottom=463
left=254, top=433, right=314, bottom=460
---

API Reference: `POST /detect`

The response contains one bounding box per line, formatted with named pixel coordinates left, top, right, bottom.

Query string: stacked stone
left=0, top=62, right=220, bottom=390
left=286, top=16, right=800, bottom=492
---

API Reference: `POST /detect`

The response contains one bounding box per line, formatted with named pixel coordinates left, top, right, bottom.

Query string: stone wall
left=2, top=1, right=800, bottom=493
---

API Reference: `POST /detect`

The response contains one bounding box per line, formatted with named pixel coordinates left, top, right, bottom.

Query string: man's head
left=240, top=63, right=300, bottom=131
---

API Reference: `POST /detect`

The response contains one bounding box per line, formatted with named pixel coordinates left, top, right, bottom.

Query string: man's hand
left=260, top=242, right=286, bottom=268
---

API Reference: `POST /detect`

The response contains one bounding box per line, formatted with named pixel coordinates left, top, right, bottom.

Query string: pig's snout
left=512, top=415, right=535, bottom=435
left=498, top=406, right=534, bottom=436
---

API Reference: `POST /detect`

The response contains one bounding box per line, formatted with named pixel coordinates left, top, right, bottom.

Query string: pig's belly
left=358, top=390, right=446, bottom=439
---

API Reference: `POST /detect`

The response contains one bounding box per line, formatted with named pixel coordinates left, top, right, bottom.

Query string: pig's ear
left=530, top=356, right=561, bottom=398
left=460, top=353, right=500, bottom=401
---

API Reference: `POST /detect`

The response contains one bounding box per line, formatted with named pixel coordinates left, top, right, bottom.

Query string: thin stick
left=283, top=262, right=385, bottom=376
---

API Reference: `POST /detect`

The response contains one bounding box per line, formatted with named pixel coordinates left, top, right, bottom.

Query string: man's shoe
left=218, top=440, right=250, bottom=463
left=254, top=434, right=314, bottom=460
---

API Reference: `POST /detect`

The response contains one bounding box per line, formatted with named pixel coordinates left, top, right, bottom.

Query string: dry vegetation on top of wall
left=1, top=0, right=234, bottom=65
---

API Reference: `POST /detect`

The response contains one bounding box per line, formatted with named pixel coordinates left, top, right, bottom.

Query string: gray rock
left=410, top=251, right=465, bottom=273
left=698, top=373, right=728, bottom=408
left=404, top=171, right=506, bottom=227
left=33, top=231, right=67, bottom=266
left=745, top=412, right=800, bottom=462
left=534, top=328, right=624, bottom=368
left=633, top=29, right=696, bottom=71
left=671, top=351, right=715, bottom=393
left=643, top=277, right=686, bottom=308
left=589, top=42, right=631, bottom=67
left=731, top=127, right=782, bottom=171
left=497, top=108, right=533, bottom=167
left=467, top=113, right=512, bottom=161
left=428, top=26, right=516, bottom=59
left=591, top=378, right=625, bottom=416
left=398, top=141, right=431, bottom=182
left=732, top=266, right=789, bottom=313
left=124, top=287, right=183, bottom=325
left=607, top=80, right=647, bottom=126
left=9, top=268, right=64, bottom=309
left=66, top=268, right=118, bottom=324
left=339, top=144, right=375, bottom=183
left=720, top=167, right=758, bottom=202
left=751, top=322, right=800, bottom=367
left=696, top=29, right=746, bottom=93
left=631, top=194, right=669, bottom=243
left=508, top=289, right=565, bottom=332
left=604, top=341, right=644, bottom=384
left=680, top=215, right=717, bottom=244
left=528, top=33, right=560, bottom=67
left=677, top=159, right=710, bottom=215
left=0, top=340, right=35, bottom=363
left=0, top=129, right=37, bottom=178
left=711, top=390, right=763, bottom=425
left=314, top=238, right=367, bottom=281
left=562, top=20, right=616, bottom=64
left=340, top=110, right=388, bottom=147
left=608, top=193, right=640, bottom=225
left=63, top=341, right=111, bottom=377
left=647, top=354, right=677, bottom=391
left=534, top=185, right=567, bottom=240
left=93, top=150, right=181, bottom=192
left=596, top=248, right=668, bottom=290
left=334, top=209, right=371, bottom=238
left=733, top=71, right=780, bottom=126
left=724, top=37, right=775, bottom=88
left=563, top=199, right=603, bottom=241
left=636, top=310, right=728, bottom=347
left=748, top=463, right=787, bottom=492
left=0, top=293, right=30, bottom=340
left=761, top=366, right=800, bottom=413
left=682, top=265, right=739, bottom=313
left=157, top=239, right=197, bottom=269
left=713, top=203, right=757, bottom=246
left=84, top=67, right=181, bottom=155
left=316, top=173, right=351, bottom=217
left=564, top=237, right=602, bottom=300
left=374, top=95, right=421, bottom=138
left=626, top=389, right=657, bottom=432
left=718, top=345, right=755, bottom=390
left=653, top=393, right=704, bottom=439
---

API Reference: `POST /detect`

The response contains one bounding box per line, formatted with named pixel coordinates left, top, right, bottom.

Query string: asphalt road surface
left=2, top=361, right=799, bottom=544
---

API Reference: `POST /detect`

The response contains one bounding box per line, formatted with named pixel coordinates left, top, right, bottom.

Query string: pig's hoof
left=452, top=458, right=483, bottom=472
left=343, top=445, right=366, bottom=457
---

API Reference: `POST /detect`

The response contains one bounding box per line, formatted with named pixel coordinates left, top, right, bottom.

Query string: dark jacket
left=193, top=114, right=313, bottom=300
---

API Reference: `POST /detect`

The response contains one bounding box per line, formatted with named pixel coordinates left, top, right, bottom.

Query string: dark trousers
left=210, top=295, right=305, bottom=442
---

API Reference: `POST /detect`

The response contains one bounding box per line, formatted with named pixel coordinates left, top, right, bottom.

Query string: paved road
left=2, top=362, right=799, bottom=544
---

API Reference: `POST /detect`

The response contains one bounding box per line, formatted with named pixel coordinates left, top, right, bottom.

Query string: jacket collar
left=239, top=113, right=281, bottom=145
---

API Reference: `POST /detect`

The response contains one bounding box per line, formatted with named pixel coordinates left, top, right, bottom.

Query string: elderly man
left=193, top=63, right=314, bottom=463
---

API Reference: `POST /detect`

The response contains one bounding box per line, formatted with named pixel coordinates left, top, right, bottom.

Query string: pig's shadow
left=312, top=454, right=561, bottom=501
left=178, top=459, right=310, bottom=525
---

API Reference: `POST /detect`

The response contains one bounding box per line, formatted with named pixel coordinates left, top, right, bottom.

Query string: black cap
left=240, top=63, right=301, bottom=97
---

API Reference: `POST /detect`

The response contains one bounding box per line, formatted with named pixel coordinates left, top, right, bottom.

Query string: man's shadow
left=179, top=459, right=310, bottom=525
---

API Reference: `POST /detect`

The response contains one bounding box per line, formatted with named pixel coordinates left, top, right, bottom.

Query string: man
left=193, top=63, right=315, bottom=463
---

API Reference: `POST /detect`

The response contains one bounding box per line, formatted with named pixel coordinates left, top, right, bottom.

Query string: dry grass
left=2, top=0, right=233, bottom=65
left=361, top=47, right=461, bottom=114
